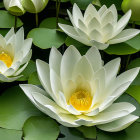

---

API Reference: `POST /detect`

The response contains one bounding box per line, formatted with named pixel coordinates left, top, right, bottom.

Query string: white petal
left=20, top=84, right=49, bottom=101
left=72, top=56, right=94, bottom=81
left=78, top=19, right=87, bottom=33
left=20, top=50, right=32, bottom=65
left=49, top=47, right=62, bottom=76
left=58, top=24, right=90, bottom=46
left=60, top=45, right=81, bottom=83
left=32, top=92, right=79, bottom=127
left=72, top=3, right=83, bottom=27
left=97, top=114, right=139, bottom=132
left=15, top=27, right=24, bottom=51
left=67, top=10, right=74, bottom=26
left=86, top=108, right=99, bottom=116
left=101, top=10, right=114, bottom=26
left=5, top=27, right=15, bottom=41
left=89, top=102, right=135, bottom=125
left=85, top=46, right=102, bottom=72
left=116, top=67, right=140, bottom=87
left=108, top=4, right=118, bottom=22
left=4, top=68, right=15, bottom=76
left=50, top=68, right=62, bottom=100
left=0, top=34, right=6, bottom=48
left=36, top=59, right=53, bottom=97
left=84, top=4, right=99, bottom=22
left=108, top=29, right=140, bottom=44
left=88, top=17, right=101, bottom=32
left=99, top=82, right=131, bottom=111
left=89, top=29, right=102, bottom=42
left=98, top=5, right=107, bottom=16
left=104, top=58, right=120, bottom=86
left=117, top=10, right=131, bottom=32
left=0, top=60, right=8, bottom=73
left=13, top=62, right=28, bottom=76
left=0, top=74, right=22, bottom=82
left=90, top=40, right=109, bottom=50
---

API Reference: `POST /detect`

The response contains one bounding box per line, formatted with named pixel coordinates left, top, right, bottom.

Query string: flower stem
left=125, top=54, right=131, bottom=70
left=14, top=16, right=18, bottom=32
left=35, top=13, right=39, bottom=27
left=56, top=0, right=61, bottom=29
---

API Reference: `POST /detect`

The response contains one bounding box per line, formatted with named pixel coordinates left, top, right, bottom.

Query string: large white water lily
left=0, top=27, right=32, bottom=82
left=59, top=4, right=140, bottom=50
left=21, top=0, right=49, bottom=13
left=4, top=0, right=25, bottom=16
left=20, top=46, right=139, bottom=132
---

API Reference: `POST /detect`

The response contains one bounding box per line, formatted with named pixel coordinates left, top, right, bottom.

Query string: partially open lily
left=20, top=46, right=139, bottom=132
left=4, top=0, right=25, bottom=16
left=59, top=4, right=140, bottom=50
left=21, top=0, right=49, bottom=13
left=0, top=27, right=32, bottom=82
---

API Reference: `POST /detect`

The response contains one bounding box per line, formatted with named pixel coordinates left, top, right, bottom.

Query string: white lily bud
left=22, top=0, right=49, bottom=13
left=4, top=0, right=25, bottom=16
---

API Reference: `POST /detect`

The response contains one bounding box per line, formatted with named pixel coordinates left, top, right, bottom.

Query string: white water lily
left=4, top=0, right=25, bottom=16
left=0, top=27, right=32, bottom=82
left=21, top=0, right=49, bottom=13
left=20, top=46, right=139, bottom=132
left=59, top=4, right=140, bottom=50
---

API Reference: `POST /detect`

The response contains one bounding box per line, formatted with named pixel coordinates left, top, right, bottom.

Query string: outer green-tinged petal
left=4, top=0, right=25, bottom=16
left=97, top=114, right=139, bottom=132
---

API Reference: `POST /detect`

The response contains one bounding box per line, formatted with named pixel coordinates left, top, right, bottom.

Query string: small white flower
left=59, top=4, right=140, bottom=50
left=0, top=27, right=32, bottom=82
left=4, top=0, right=25, bottom=16
left=20, top=46, right=139, bottom=132
left=21, top=0, right=49, bottom=13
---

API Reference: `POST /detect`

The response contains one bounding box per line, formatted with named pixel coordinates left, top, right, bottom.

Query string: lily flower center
left=69, top=90, right=92, bottom=111
left=0, top=52, right=12, bottom=67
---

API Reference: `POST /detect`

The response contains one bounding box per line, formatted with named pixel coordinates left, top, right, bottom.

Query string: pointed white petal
left=5, top=27, right=15, bottom=41
left=97, top=114, right=139, bottom=132
left=72, top=3, right=83, bottom=27
left=104, top=58, right=120, bottom=85
left=72, top=56, right=94, bottom=81
left=85, top=46, right=102, bottom=72
left=58, top=24, right=90, bottom=46
left=36, top=59, right=53, bottom=97
left=108, top=29, right=140, bottom=44
left=89, top=29, right=102, bottom=42
left=98, top=5, right=107, bottom=16
left=49, top=47, right=62, bottom=76
left=0, top=74, right=22, bottom=82
left=60, top=45, right=81, bottom=83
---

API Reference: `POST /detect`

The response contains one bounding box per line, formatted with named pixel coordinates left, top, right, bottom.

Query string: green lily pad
left=127, top=58, right=140, bottom=86
left=27, top=28, right=66, bottom=49
left=39, top=17, right=71, bottom=29
left=76, top=126, right=96, bottom=139
left=59, top=125, right=85, bottom=140
left=0, top=86, right=42, bottom=130
left=0, top=128, right=22, bottom=140
left=23, top=116, right=59, bottom=140
left=104, top=43, right=138, bottom=55
left=126, top=86, right=140, bottom=104
left=0, top=10, right=23, bottom=28
left=28, top=72, right=41, bottom=85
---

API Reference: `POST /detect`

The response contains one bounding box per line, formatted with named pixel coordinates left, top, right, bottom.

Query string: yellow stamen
left=69, top=90, right=92, bottom=111
left=0, top=52, right=12, bottom=67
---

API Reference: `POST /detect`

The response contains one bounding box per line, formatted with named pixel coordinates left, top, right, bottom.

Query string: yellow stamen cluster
left=69, top=90, right=92, bottom=111
left=0, top=52, right=12, bottom=67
